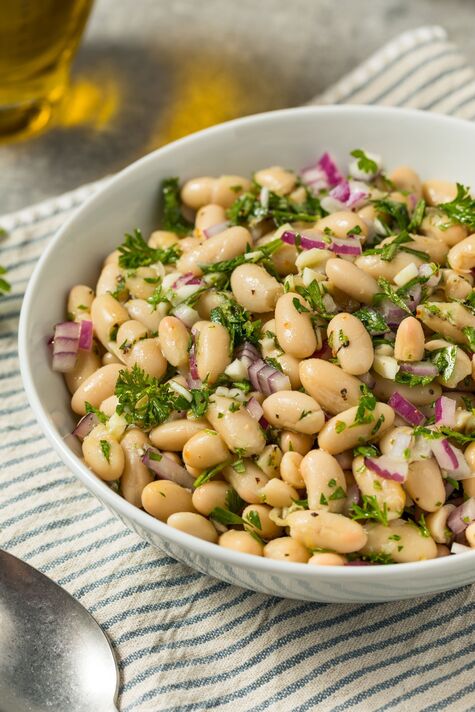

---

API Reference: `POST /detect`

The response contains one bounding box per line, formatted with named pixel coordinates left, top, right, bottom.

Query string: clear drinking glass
left=0, top=0, right=94, bottom=138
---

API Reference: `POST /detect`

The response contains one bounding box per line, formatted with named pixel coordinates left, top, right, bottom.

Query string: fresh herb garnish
left=193, top=461, right=230, bottom=488
left=430, top=345, right=457, bottom=382
left=210, top=296, right=261, bottom=349
left=353, top=444, right=380, bottom=458
left=439, top=183, right=475, bottom=230
left=200, top=237, right=283, bottom=278
left=373, top=198, right=410, bottom=231
left=350, top=149, right=378, bottom=174
left=363, top=230, right=428, bottom=262
left=416, top=513, right=430, bottom=538
left=296, top=279, right=333, bottom=320
left=118, top=228, right=181, bottom=269
left=462, top=326, right=475, bottom=351
left=352, top=384, right=377, bottom=426
left=225, top=488, right=245, bottom=513
left=147, top=282, right=170, bottom=310
left=227, top=184, right=323, bottom=227
left=189, top=387, right=213, bottom=418
left=374, top=277, right=412, bottom=314
left=394, top=371, right=435, bottom=387
left=161, top=177, right=194, bottom=236
left=0, top=265, right=10, bottom=295
left=328, top=486, right=346, bottom=501
left=353, top=307, right=389, bottom=336
left=115, top=364, right=189, bottom=429
left=360, top=552, right=395, bottom=565
left=100, top=439, right=111, bottom=463
left=350, top=495, right=389, bottom=526
left=408, top=199, right=426, bottom=231
left=85, top=401, right=108, bottom=424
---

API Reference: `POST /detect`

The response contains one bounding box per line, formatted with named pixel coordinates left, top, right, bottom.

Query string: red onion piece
left=388, top=392, right=426, bottom=426
left=235, top=341, right=261, bottom=368
left=330, top=180, right=350, bottom=203
left=173, top=273, right=203, bottom=289
left=312, top=340, right=332, bottom=360
left=315, top=152, right=344, bottom=187
left=345, top=483, right=361, bottom=509
left=259, top=416, right=270, bottom=430
left=364, top=455, right=408, bottom=483
left=435, top=396, right=456, bottom=427
left=447, top=497, right=475, bottom=535
left=430, top=439, right=471, bottom=479
left=72, top=412, right=99, bottom=441
left=78, top=320, right=93, bottom=351
left=203, top=221, right=230, bottom=239
left=379, top=299, right=407, bottom=329
left=245, top=396, right=264, bottom=421
left=406, top=283, right=422, bottom=312
left=188, top=344, right=200, bottom=384
left=359, top=372, right=376, bottom=389
left=248, top=359, right=291, bottom=395
left=52, top=321, right=81, bottom=372
left=142, top=447, right=194, bottom=488
left=281, top=230, right=361, bottom=256
left=399, top=361, right=438, bottom=378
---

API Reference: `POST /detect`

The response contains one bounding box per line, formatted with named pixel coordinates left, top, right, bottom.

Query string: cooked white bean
left=71, top=364, right=124, bottom=415
left=394, top=317, right=425, bottom=362
left=372, top=372, right=442, bottom=406
left=352, top=455, right=405, bottom=521
left=465, top=522, right=475, bottom=548
left=192, top=480, right=232, bottom=516
left=195, top=204, right=227, bottom=234
left=122, top=338, right=167, bottom=379
left=158, top=316, right=190, bottom=368
left=262, top=391, right=324, bottom=435
left=307, top=553, right=347, bottom=566
left=280, top=451, right=305, bottom=488
left=443, top=270, right=472, bottom=301
left=421, top=209, right=467, bottom=247
left=256, top=444, right=282, bottom=478
left=82, top=424, right=125, bottom=481
left=242, top=504, right=282, bottom=539
left=195, top=321, right=231, bottom=384
left=278, top=430, right=314, bottom=456
left=389, top=166, right=422, bottom=198
left=263, top=537, right=310, bottom=562
left=65, top=349, right=101, bottom=394
left=182, top=429, right=230, bottom=469
left=219, top=530, right=263, bottom=556
left=125, top=267, right=159, bottom=300
left=425, top=504, right=456, bottom=544
left=275, top=292, right=317, bottom=359
left=300, top=449, right=347, bottom=513
left=327, top=313, right=374, bottom=375
left=120, top=429, right=154, bottom=507
left=148, top=230, right=180, bottom=249
left=212, top=175, right=251, bottom=208
left=223, top=460, right=269, bottom=504
left=96, top=263, right=127, bottom=300
left=150, top=419, right=207, bottom=451
left=67, top=284, right=95, bottom=321
left=167, top=512, right=218, bottom=543
left=287, top=510, right=367, bottom=553
left=254, top=166, right=296, bottom=195
left=325, top=258, right=378, bottom=305
left=315, top=211, right=368, bottom=239
left=181, top=177, right=215, bottom=209
left=425, top=339, right=471, bottom=388
left=356, top=250, right=424, bottom=280
left=126, top=298, right=167, bottom=332
left=318, top=403, right=395, bottom=455
left=91, top=294, right=129, bottom=350
left=206, top=395, right=266, bottom=456
left=448, top=233, right=475, bottom=273
left=142, top=480, right=195, bottom=521
left=299, top=359, right=362, bottom=415
left=361, top=519, right=437, bottom=562
left=177, top=226, right=252, bottom=276
left=259, top=478, right=299, bottom=508
left=422, top=179, right=457, bottom=206
left=231, top=264, right=283, bottom=313
left=404, top=458, right=445, bottom=513
left=115, top=319, right=148, bottom=353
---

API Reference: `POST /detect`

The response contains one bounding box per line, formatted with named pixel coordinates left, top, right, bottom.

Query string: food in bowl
left=50, top=148, right=475, bottom=566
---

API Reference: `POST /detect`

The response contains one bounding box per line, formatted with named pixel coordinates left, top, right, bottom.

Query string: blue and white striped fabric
left=1, top=25, right=475, bottom=712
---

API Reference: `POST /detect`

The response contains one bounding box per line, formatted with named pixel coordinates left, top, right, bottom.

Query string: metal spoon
left=0, top=549, right=119, bottom=712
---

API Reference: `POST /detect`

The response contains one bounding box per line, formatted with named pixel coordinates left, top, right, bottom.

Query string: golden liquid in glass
left=0, top=0, right=93, bottom=136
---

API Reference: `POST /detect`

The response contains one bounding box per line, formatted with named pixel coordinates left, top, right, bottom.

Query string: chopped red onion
left=78, top=320, right=93, bottom=351
left=345, top=483, right=361, bottom=509
left=235, top=341, right=261, bottom=368
left=364, top=455, right=408, bottom=483
left=142, top=447, right=195, bottom=488
left=430, top=439, right=472, bottom=479
left=447, top=498, right=475, bottom=535
left=406, top=283, right=422, bottom=312
left=435, top=396, right=456, bottom=427
left=399, top=361, right=438, bottom=378
left=281, top=230, right=361, bottom=256
left=245, top=396, right=264, bottom=421
left=330, top=180, right=350, bottom=203
left=315, top=152, right=344, bottom=187
left=248, top=359, right=291, bottom=395
left=388, top=392, right=426, bottom=426
left=189, top=344, right=200, bottom=382
left=203, top=221, right=230, bottom=239
left=173, top=273, right=203, bottom=289
left=52, top=321, right=81, bottom=372
left=72, top=412, right=99, bottom=441
left=359, top=372, right=376, bottom=389
left=312, top=340, right=332, bottom=361
left=379, top=299, right=407, bottom=328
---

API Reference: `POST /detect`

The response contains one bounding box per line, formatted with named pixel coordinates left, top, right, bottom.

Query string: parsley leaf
left=395, top=371, right=436, bottom=387
left=430, top=345, right=457, bottom=382
left=352, top=384, right=377, bottom=426
left=193, top=461, right=230, bottom=488
left=350, top=149, right=378, bottom=174
left=227, top=184, right=323, bottom=228
left=360, top=552, right=395, bottom=565
left=296, top=279, right=333, bottom=320
left=118, top=228, right=181, bottom=269
left=439, top=183, right=475, bottom=230
left=200, top=237, right=283, bottom=278
left=408, top=199, right=426, bottom=231
left=189, top=387, right=213, bottom=418
left=161, top=177, right=193, bottom=236
left=115, top=364, right=189, bottom=429
left=100, top=439, right=111, bottom=463
left=353, top=444, right=380, bottom=458
left=147, top=282, right=170, bottom=310
left=85, top=401, right=108, bottom=424
left=225, top=488, right=245, bottom=514
left=373, top=198, right=410, bottom=231
left=353, top=307, right=389, bottom=335
left=462, top=326, right=475, bottom=351
left=374, top=277, right=412, bottom=314
left=210, top=296, right=261, bottom=349
left=350, top=495, right=389, bottom=526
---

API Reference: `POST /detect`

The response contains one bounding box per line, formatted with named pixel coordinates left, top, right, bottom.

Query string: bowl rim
left=19, top=103, right=475, bottom=581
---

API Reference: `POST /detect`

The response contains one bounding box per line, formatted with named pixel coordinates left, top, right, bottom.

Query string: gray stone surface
left=1, top=0, right=475, bottom=213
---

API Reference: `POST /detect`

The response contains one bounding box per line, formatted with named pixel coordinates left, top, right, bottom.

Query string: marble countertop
left=1, top=0, right=475, bottom=213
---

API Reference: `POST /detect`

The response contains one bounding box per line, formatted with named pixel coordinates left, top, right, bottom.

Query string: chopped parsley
left=85, top=402, right=108, bottom=424
left=363, top=230, right=427, bottom=262
left=430, top=345, right=457, bottom=382
left=354, top=444, right=380, bottom=458
left=462, top=326, right=475, bottom=351
left=292, top=297, right=310, bottom=313
left=115, top=364, right=190, bottom=429
left=394, top=371, right=435, bottom=387
left=372, top=198, right=410, bottom=231
left=408, top=199, right=426, bottom=231
left=350, top=149, right=378, bottom=174
left=0, top=265, right=10, bottom=295
left=350, top=495, right=389, bottom=526
left=118, top=228, right=181, bottom=269
left=189, top=387, right=213, bottom=418
left=147, top=282, right=170, bottom=310
left=328, top=486, right=346, bottom=501
left=200, top=237, right=283, bottom=278
left=295, top=279, right=333, bottom=320
left=225, top=488, right=245, bottom=514
left=161, top=177, right=194, bottom=236
left=439, top=183, right=475, bottom=230
left=227, top=183, right=323, bottom=227
left=352, top=384, right=377, bottom=426
left=353, top=307, right=389, bottom=336
left=193, top=461, right=230, bottom=488
left=210, top=296, right=262, bottom=349
left=335, top=421, right=346, bottom=434
left=360, top=552, right=395, bottom=565
left=374, top=278, right=412, bottom=314
left=100, top=439, right=111, bottom=463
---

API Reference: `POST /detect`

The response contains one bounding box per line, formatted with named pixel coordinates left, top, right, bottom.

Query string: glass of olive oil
left=0, top=0, right=94, bottom=138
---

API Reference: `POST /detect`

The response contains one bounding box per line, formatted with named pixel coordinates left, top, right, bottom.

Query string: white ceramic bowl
left=19, top=105, right=475, bottom=603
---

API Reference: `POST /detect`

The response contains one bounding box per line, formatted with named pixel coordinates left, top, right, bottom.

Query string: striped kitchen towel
left=1, top=25, right=475, bottom=712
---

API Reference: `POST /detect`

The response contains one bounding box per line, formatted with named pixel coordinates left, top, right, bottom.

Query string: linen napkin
left=1, top=25, right=475, bottom=712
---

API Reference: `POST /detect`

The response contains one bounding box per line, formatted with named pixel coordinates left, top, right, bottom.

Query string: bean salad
left=51, top=149, right=475, bottom=566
